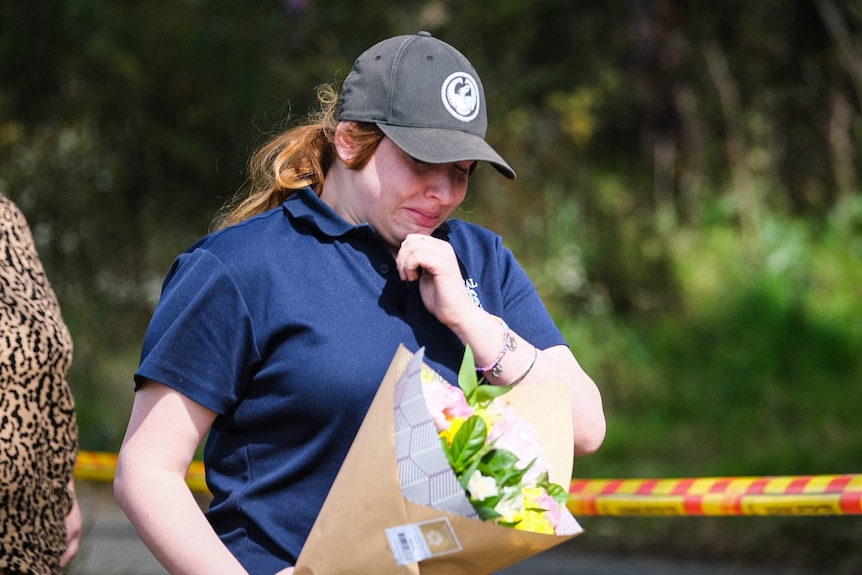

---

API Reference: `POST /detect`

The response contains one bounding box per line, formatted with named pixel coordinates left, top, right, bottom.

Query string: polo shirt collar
left=282, top=187, right=361, bottom=238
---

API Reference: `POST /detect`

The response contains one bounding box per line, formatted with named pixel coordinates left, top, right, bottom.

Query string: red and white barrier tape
left=568, top=475, right=862, bottom=516
left=76, top=451, right=862, bottom=516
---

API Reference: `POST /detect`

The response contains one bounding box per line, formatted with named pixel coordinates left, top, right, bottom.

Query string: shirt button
left=379, top=264, right=389, bottom=274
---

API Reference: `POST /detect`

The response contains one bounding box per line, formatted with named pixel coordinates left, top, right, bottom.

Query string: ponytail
left=213, top=84, right=384, bottom=231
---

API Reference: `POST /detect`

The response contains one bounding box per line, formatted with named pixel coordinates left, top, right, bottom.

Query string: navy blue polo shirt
left=135, top=186, right=566, bottom=573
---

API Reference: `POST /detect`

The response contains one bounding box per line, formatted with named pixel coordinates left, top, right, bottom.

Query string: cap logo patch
left=441, top=72, right=480, bottom=123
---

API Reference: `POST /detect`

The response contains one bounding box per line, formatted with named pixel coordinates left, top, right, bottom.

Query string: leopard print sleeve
left=0, top=195, right=78, bottom=575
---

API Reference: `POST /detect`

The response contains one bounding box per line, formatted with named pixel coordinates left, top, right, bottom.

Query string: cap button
left=417, top=31, right=432, bottom=36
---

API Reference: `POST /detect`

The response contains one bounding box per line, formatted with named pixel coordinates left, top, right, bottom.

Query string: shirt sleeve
left=135, top=247, right=260, bottom=415
left=496, top=240, right=568, bottom=350
left=448, top=220, right=567, bottom=351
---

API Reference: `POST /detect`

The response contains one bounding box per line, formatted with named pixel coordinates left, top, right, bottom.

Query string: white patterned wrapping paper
left=393, top=348, right=479, bottom=519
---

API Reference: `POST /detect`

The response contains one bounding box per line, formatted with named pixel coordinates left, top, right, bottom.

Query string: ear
left=334, top=121, right=359, bottom=164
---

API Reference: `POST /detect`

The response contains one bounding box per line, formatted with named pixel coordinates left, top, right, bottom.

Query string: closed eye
left=408, top=155, right=476, bottom=182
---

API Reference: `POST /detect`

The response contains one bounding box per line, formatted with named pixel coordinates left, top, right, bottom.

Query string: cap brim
left=377, top=124, right=516, bottom=179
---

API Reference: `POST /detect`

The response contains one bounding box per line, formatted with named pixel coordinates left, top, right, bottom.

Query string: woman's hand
left=395, top=233, right=478, bottom=328
left=60, top=479, right=82, bottom=567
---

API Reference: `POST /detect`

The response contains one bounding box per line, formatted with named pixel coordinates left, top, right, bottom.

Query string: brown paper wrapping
left=294, top=345, right=582, bottom=575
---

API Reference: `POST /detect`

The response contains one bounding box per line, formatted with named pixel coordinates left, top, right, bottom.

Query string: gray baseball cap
left=339, top=31, right=516, bottom=179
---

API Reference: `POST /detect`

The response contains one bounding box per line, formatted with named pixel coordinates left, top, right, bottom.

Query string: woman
left=0, top=195, right=81, bottom=574
left=115, top=32, right=605, bottom=575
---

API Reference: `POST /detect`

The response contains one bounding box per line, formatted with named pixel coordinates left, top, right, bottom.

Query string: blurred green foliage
left=2, top=0, right=861, bottom=571
left=551, top=195, right=862, bottom=573
left=563, top=195, right=862, bottom=480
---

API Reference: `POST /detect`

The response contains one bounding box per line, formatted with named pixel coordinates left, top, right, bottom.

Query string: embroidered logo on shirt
left=465, top=278, right=482, bottom=308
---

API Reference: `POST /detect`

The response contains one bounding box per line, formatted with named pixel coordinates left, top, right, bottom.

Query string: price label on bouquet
left=385, top=517, right=462, bottom=566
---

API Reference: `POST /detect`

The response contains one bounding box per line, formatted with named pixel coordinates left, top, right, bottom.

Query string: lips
left=405, top=206, right=443, bottom=229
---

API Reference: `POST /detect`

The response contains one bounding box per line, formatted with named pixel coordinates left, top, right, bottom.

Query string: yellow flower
left=515, top=508, right=555, bottom=534
left=521, top=486, right=546, bottom=505
left=513, top=486, right=554, bottom=534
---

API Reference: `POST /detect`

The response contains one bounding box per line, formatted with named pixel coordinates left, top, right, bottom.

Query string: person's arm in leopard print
left=0, top=194, right=81, bottom=573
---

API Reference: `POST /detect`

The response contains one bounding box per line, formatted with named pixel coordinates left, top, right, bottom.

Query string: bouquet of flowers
left=295, top=345, right=582, bottom=575
left=421, top=346, right=576, bottom=536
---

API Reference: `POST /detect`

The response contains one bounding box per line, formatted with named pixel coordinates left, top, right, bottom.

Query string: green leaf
left=544, top=481, right=570, bottom=508
left=499, top=464, right=531, bottom=487
left=448, top=415, right=488, bottom=473
left=473, top=382, right=516, bottom=406
left=440, top=437, right=456, bottom=468
left=477, top=449, right=534, bottom=488
left=478, top=449, right=519, bottom=479
left=459, top=345, right=480, bottom=402
left=460, top=345, right=516, bottom=407
left=473, top=500, right=504, bottom=521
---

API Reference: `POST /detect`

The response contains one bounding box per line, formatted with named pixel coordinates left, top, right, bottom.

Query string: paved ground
left=69, top=482, right=823, bottom=575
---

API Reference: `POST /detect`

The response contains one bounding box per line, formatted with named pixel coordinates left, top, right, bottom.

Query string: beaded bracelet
left=476, top=316, right=517, bottom=379
left=508, top=345, right=538, bottom=386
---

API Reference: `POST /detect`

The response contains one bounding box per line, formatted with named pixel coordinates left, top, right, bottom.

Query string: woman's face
left=328, top=134, right=475, bottom=252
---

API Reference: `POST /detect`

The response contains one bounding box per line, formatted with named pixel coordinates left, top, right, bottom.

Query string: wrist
left=475, top=316, right=517, bottom=379
left=464, top=313, right=538, bottom=386
left=444, top=304, right=488, bottom=342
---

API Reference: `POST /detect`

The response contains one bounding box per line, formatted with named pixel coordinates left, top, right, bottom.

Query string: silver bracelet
left=508, top=345, right=538, bottom=386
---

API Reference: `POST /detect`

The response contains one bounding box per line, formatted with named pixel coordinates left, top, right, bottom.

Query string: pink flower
left=536, top=490, right=566, bottom=531
left=421, top=376, right=474, bottom=432
left=485, top=402, right=549, bottom=483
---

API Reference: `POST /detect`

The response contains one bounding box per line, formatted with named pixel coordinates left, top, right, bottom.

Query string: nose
left=425, top=167, right=465, bottom=205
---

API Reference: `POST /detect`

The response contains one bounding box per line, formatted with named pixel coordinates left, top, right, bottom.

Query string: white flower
left=494, top=487, right=525, bottom=523
left=467, top=470, right=499, bottom=501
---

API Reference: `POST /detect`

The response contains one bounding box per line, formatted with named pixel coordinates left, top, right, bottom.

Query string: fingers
left=396, top=233, right=442, bottom=282
left=395, top=233, right=476, bottom=326
left=60, top=492, right=83, bottom=567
